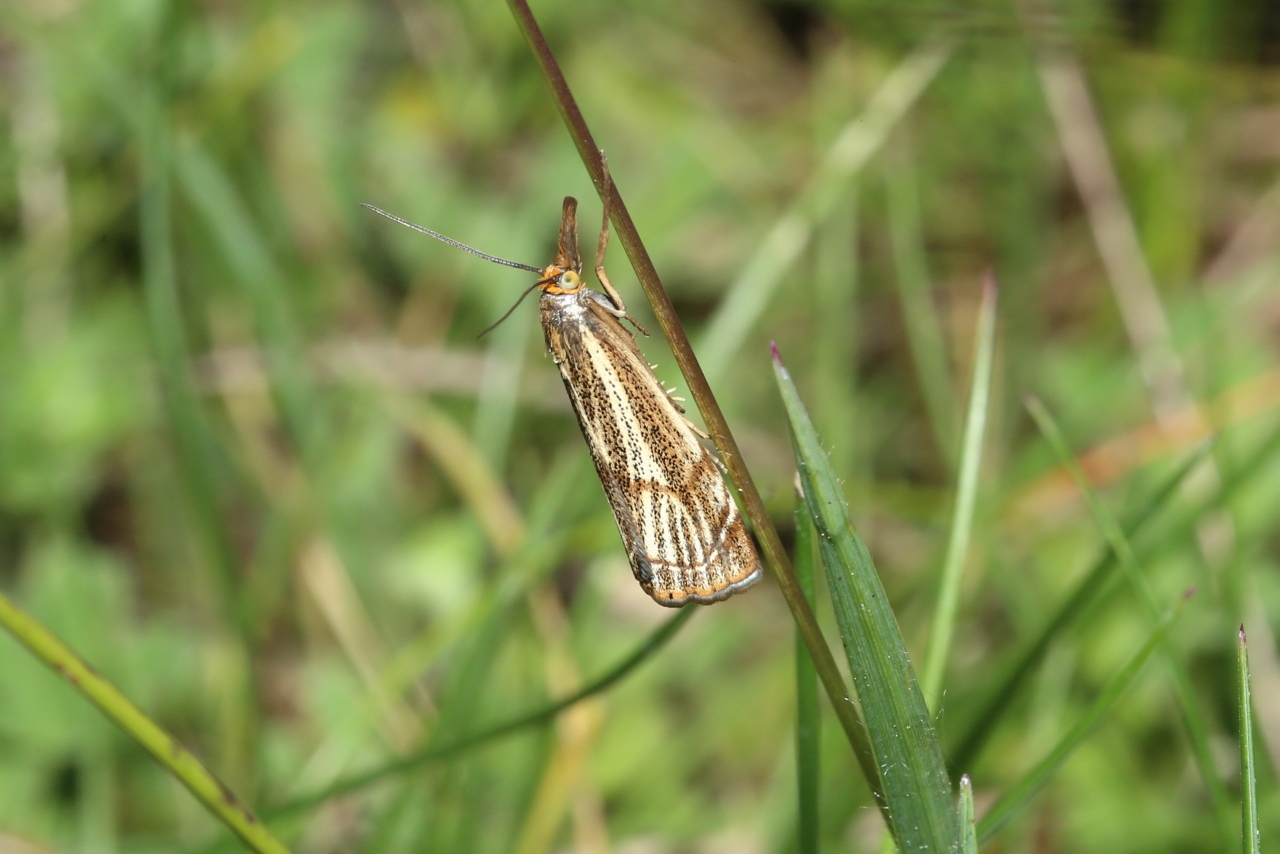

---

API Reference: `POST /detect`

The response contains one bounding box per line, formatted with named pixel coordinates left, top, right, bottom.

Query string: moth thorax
left=541, top=287, right=586, bottom=316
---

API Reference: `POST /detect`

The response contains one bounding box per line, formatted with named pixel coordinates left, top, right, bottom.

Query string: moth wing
left=542, top=294, right=761, bottom=606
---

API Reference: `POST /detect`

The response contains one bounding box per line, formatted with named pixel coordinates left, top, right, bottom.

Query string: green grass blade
left=811, top=189, right=861, bottom=480
left=949, top=438, right=1215, bottom=773
left=958, top=774, right=977, bottom=854
left=1023, top=398, right=1163, bottom=604
left=0, top=591, right=289, bottom=854
left=886, top=151, right=958, bottom=462
left=977, top=594, right=1187, bottom=842
left=137, top=27, right=261, bottom=775
left=923, top=277, right=997, bottom=704
left=1025, top=398, right=1236, bottom=847
left=270, top=607, right=696, bottom=817
left=794, top=493, right=821, bottom=854
left=698, top=37, right=953, bottom=382
left=1239, top=626, right=1260, bottom=854
left=775, top=345, right=955, bottom=850
left=139, top=78, right=242, bottom=630
left=174, top=142, right=322, bottom=465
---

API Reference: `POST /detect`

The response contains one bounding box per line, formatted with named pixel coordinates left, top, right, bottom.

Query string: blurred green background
left=1, top=0, right=1279, bottom=851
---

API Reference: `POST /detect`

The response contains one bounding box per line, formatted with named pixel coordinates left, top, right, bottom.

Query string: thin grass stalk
left=886, top=150, right=958, bottom=463
left=793, top=494, right=821, bottom=854
left=0, top=591, right=289, bottom=854
left=811, top=195, right=860, bottom=479
left=138, top=8, right=261, bottom=778
left=502, top=0, right=881, bottom=797
left=1033, top=41, right=1188, bottom=419
left=1239, top=626, right=1260, bottom=854
left=922, top=276, right=997, bottom=703
left=270, top=606, right=696, bottom=817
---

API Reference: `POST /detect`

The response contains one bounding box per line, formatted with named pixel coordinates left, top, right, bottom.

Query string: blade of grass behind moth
left=174, top=141, right=324, bottom=471
left=386, top=395, right=526, bottom=556
left=176, top=139, right=383, bottom=760
left=412, top=591, right=511, bottom=763
left=922, top=277, right=997, bottom=705
left=793, top=491, right=821, bottom=854
left=958, top=775, right=977, bottom=854
left=886, top=147, right=959, bottom=465
left=138, top=18, right=262, bottom=779
left=775, top=345, right=955, bottom=850
left=1240, top=627, right=1261, bottom=854
left=333, top=572, right=523, bottom=842
left=976, top=593, right=1188, bottom=843
left=365, top=784, right=429, bottom=853
left=696, top=37, right=954, bottom=385
left=812, top=193, right=861, bottom=480
left=356, top=595, right=520, bottom=847
left=371, top=450, right=591, bottom=720
left=1026, top=397, right=1236, bottom=847
left=269, top=607, right=695, bottom=818
left=0, top=591, right=290, bottom=854
left=505, top=0, right=874, bottom=775
left=1155, top=417, right=1280, bottom=561
left=282, top=451, right=589, bottom=813
left=948, top=438, right=1215, bottom=774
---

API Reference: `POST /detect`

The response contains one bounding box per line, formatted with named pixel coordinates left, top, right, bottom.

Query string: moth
left=364, top=188, right=761, bottom=606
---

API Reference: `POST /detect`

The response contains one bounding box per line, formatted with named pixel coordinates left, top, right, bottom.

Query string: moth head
left=540, top=266, right=584, bottom=295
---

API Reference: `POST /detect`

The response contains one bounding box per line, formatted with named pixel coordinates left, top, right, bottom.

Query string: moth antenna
left=362, top=204, right=543, bottom=274
left=477, top=276, right=553, bottom=339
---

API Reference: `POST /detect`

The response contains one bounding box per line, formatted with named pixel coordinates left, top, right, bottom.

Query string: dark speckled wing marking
left=540, top=288, right=761, bottom=607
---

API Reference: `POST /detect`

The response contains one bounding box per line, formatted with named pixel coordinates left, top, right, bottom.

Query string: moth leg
left=595, top=152, right=613, bottom=280
left=594, top=152, right=650, bottom=337
left=595, top=265, right=650, bottom=337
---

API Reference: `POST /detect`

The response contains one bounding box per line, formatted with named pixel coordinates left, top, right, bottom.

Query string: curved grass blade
left=1240, top=626, right=1260, bottom=854
left=0, top=591, right=289, bottom=854
left=270, top=607, right=695, bottom=818
left=1025, top=397, right=1235, bottom=846
left=774, top=345, right=955, bottom=850
left=793, top=492, right=821, bottom=854
left=977, top=593, right=1188, bottom=842
left=949, top=437, right=1215, bottom=773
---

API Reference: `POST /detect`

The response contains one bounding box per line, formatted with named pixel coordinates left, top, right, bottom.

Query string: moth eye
left=561, top=271, right=580, bottom=288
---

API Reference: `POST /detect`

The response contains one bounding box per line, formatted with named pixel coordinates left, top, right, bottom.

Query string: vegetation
left=0, top=0, right=1276, bottom=851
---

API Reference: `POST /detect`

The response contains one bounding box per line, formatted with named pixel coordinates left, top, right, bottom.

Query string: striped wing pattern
left=540, top=289, right=762, bottom=606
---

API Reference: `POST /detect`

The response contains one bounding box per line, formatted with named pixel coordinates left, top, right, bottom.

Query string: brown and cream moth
left=363, top=194, right=761, bottom=606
